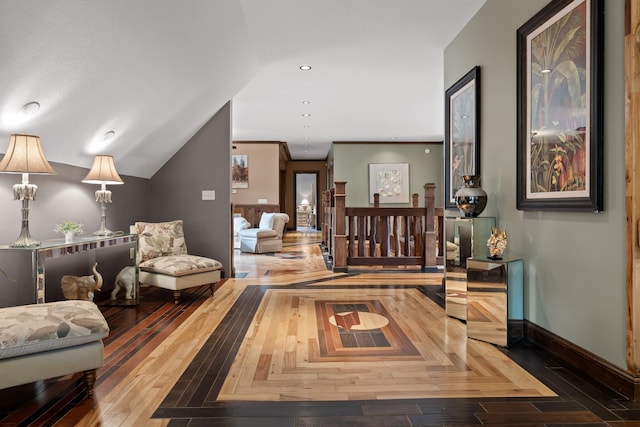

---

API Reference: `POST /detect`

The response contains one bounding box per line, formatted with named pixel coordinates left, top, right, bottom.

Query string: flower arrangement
left=54, top=220, right=84, bottom=236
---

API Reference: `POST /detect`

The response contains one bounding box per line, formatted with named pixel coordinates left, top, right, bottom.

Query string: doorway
left=294, top=172, right=318, bottom=230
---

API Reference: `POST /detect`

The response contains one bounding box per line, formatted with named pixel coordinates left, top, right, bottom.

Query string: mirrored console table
left=0, top=234, right=138, bottom=307
left=466, top=258, right=524, bottom=347
left=444, top=217, right=495, bottom=320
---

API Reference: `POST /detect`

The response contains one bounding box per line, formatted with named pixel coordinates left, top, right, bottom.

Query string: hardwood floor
left=2, top=230, right=640, bottom=426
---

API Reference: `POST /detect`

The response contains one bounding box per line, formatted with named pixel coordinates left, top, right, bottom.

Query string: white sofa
left=233, top=214, right=251, bottom=249
left=239, top=212, right=289, bottom=253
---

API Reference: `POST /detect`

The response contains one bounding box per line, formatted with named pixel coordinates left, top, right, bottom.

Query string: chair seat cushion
left=0, top=300, right=109, bottom=360
left=140, top=254, right=223, bottom=277
left=239, top=228, right=277, bottom=239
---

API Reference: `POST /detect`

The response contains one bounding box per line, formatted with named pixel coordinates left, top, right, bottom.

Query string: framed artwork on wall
left=368, top=163, right=409, bottom=204
left=444, top=66, right=481, bottom=209
left=516, top=0, right=604, bottom=211
left=232, top=154, right=249, bottom=189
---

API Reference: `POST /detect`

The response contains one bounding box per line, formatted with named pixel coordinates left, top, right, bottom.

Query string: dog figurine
left=110, top=266, right=136, bottom=300
left=487, top=227, right=507, bottom=260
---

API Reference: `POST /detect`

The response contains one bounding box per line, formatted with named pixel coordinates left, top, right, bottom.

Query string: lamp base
left=93, top=228, right=114, bottom=237
left=10, top=234, right=40, bottom=248
left=10, top=195, right=40, bottom=247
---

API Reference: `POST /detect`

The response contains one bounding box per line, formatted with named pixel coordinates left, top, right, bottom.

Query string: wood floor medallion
left=211, top=285, right=555, bottom=402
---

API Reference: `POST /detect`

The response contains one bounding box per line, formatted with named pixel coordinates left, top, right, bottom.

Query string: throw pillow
left=259, top=213, right=276, bottom=230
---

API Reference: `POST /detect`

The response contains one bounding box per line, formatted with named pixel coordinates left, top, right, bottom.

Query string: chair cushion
left=239, top=228, right=278, bottom=239
left=446, top=241, right=459, bottom=251
left=259, top=213, right=276, bottom=229
left=140, top=254, right=223, bottom=277
left=131, top=220, right=188, bottom=262
left=0, top=300, right=109, bottom=359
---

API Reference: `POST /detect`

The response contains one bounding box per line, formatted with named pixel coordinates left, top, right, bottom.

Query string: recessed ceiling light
left=302, top=100, right=311, bottom=104
left=303, top=137, right=310, bottom=140
left=103, top=130, right=115, bottom=141
left=302, top=113, right=311, bottom=117
left=303, top=125, right=310, bottom=128
left=299, top=65, right=312, bottom=71
left=21, top=101, right=40, bottom=116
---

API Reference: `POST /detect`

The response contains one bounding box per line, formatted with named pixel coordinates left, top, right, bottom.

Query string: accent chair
left=130, top=220, right=223, bottom=304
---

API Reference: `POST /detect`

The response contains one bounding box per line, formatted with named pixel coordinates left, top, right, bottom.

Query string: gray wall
left=0, top=160, right=149, bottom=244
left=0, top=158, right=149, bottom=307
left=149, top=102, right=232, bottom=275
left=445, top=0, right=626, bottom=368
left=331, top=142, right=444, bottom=207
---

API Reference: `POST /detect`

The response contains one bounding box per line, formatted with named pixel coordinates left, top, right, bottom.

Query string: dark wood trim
left=233, top=140, right=283, bottom=144
left=525, top=320, right=640, bottom=401
left=332, top=140, right=443, bottom=145
left=233, top=204, right=280, bottom=228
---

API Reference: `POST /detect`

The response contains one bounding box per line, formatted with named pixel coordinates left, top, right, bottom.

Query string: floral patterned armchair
left=130, top=220, right=223, bottom=304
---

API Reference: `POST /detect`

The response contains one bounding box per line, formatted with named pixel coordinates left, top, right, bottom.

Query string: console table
left=444, top=216, right=495, bottom=320
left=466, top=258, right=524, bottom=347
left=0, top=234, right=138, bottom=307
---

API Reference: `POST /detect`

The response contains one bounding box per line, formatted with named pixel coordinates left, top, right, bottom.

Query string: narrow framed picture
left=516, top=0, right=604, bottom=211
left=444, top=66, right=481, bottom=209
left=232, top=154, right=249, bottom=189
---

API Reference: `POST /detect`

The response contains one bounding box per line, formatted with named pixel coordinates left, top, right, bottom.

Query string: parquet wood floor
left=2, top=231, right=640, bottom=426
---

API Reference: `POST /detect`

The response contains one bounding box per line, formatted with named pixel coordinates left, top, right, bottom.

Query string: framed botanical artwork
left=232, top=154, right=249, bottom=189
left=444, top=66, right=481, bottom=209
left=516, top=0, right=604, bottom=211
left=368, top=163, right=409, bottom=204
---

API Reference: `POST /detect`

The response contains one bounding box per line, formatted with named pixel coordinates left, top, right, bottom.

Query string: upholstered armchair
left=239, top=212, right=289, bottom=253
left=130, top=220, right=223, bottom=304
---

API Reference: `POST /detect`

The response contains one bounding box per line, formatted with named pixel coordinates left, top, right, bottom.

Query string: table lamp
left=82, top=155, right=123, bottom=236
left=0, top=134, right=56, bottom=247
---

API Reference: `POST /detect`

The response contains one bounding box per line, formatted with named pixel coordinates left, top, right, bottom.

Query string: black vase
left=454, top=175, right=487, bottom=217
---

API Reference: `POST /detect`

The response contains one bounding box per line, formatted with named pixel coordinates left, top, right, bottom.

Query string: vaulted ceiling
left=0, top=0, right=485, bottom=178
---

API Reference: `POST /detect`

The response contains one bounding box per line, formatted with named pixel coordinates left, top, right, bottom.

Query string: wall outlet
left=202, top=190, right=215, bottom=200
left=258, top=198, right=267, bottom=204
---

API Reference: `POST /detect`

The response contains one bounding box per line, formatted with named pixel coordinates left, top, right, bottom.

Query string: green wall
left=445, top=0, right=626, bottom=367
left=331, top=143, right=444, bottom=207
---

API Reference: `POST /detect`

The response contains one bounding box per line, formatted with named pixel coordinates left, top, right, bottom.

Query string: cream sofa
left=239, top=212, right=289, bottom=253
left=0, top=300, right=109, bottom=398
left=233, top=214, right=251, bottom=249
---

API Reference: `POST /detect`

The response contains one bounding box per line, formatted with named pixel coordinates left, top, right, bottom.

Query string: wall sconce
left=0, top=134, right=56, bottom=247
left=82, top=155, right=123, bottom=236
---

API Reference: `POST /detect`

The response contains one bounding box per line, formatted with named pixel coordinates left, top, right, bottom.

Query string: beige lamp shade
left=0, top=134, right=56, bottom=174
left=82, top=155, right=123, bottom=185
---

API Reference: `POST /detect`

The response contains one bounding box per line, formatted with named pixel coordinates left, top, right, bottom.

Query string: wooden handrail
left=330, top=181, right=442, bottom=272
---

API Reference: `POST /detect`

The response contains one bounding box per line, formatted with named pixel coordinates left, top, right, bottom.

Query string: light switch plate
left=202, top=190, right=215, bottom=200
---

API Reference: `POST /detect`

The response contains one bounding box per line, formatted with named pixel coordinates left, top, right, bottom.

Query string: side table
left=466, top=258, right=524, bottom=347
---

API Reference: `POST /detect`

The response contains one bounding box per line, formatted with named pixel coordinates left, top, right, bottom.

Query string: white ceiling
left=0, top=0, right=484, bottom=178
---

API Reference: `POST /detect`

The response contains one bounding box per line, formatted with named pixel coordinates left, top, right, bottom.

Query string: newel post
left=321, top=190, right=331, bottom=247
left=424, top=183, right=437, bottom=270
left=333, top=181, right=347, bottom=272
